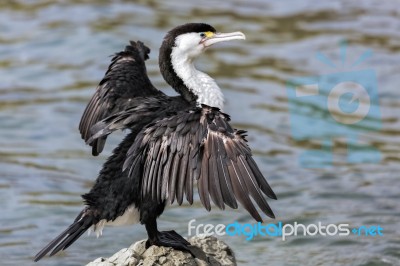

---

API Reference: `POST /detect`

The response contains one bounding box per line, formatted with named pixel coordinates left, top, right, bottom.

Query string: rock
left=190, top=235, right=236, bottom=266
left=86, top=235, right=236, bottom=266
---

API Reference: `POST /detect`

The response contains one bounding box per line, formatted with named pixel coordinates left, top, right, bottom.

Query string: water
left=1, top=1, right=400, bottom=265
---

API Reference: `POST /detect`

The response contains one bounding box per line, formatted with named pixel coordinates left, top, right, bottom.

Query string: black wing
left=122, top=105, right=276, bottom=222
left=86, top=95, right=190, bottom=146
left=79, top=41, right=163, bottom=156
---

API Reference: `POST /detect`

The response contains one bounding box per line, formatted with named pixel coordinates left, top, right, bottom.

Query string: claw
left=147, top=230, right=193, bottom=255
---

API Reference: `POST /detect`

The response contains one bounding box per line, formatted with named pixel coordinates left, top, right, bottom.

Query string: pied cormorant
left=34, top=23, right=277, bottom=262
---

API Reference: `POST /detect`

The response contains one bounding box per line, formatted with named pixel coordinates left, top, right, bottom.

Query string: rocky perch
left=86, top=235, right=236, bottom=266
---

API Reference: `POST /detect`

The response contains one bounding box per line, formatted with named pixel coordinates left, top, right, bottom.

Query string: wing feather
left=185, top=154, right=194, bottom=204
left=217, top=153, right=237, bottom=209
left=199, top=153, right=211, bottom=211
left=228, top=161, right=262, bottom=221
left=237, top=155, right=274, bottom=218
left=168, top=152, right=181, bottom=204
left=162, top=148, right=173, bottom=199
left=207, top=134, right=224, bottom=209
left=123, top=105, right=276, bottom=222
left=246, top=156, right=277, bottom=200
left=152, top=146, right=163, bottom=201
left=79, top=41, right=162, bottom=155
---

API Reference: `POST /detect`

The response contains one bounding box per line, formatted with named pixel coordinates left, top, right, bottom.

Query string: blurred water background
left=1, top=0, right=399, bottom=265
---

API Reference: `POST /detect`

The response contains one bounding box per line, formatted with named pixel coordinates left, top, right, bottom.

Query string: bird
left=34, top=23, right=277, bottom=262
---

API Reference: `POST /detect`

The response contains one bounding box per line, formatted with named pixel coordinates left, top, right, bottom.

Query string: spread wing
left=123, top=105, right=276, bottom=222
left=86, top=96, right=188, bottom=146
left=79, top=41, right=163, bottom=156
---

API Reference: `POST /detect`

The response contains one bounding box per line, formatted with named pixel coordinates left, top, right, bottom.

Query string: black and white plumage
left=34, top=23, right=277, bottom=262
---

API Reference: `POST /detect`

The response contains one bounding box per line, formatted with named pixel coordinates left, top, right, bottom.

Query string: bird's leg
left=140, top=200, right=191, bottom=252
left=144, top=218, right=191, bottom=251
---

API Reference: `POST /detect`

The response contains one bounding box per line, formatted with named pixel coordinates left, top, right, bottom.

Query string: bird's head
left=159, top=23, right=245, bottom=108
left=163, top=23, right=245, bottom=59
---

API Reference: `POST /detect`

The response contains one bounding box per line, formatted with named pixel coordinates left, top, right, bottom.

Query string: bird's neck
left=159, top=43, right=224, bottom=109
left=170, top=52, right=224, bottom=109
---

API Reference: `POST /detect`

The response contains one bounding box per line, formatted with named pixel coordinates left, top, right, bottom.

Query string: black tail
left=34, top=209, right=95, bottom=262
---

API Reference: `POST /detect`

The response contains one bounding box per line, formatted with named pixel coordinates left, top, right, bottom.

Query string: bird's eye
left=199, top=32, right=206, bottom=38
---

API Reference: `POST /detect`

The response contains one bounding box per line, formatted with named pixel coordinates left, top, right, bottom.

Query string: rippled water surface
left=1, top=1, right=400, bottom=265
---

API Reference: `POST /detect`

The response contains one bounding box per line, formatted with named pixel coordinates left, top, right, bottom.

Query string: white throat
left=170, top=47, right=224, bottom=109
